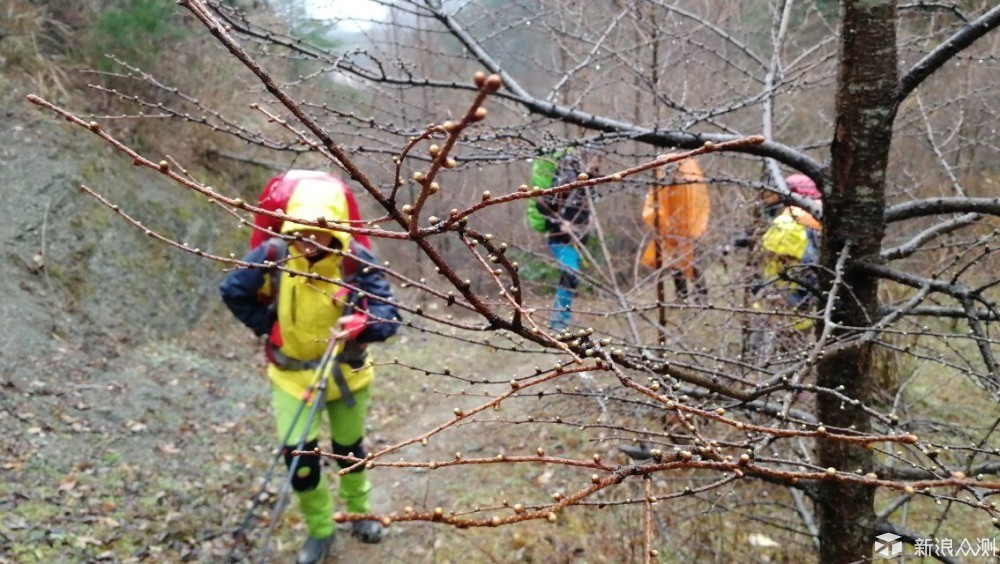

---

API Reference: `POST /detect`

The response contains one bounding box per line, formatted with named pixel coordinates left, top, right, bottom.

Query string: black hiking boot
left=351, top=520, right=385, bottom=544
left=296, top=534, right=333, bottom=564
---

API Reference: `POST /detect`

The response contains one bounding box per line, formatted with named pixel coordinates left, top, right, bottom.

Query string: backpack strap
left=263, top=237, right=289, bottom=299
left=341, top=240, right=361, bottom=284
left=263, top=237, right=288, bottom=264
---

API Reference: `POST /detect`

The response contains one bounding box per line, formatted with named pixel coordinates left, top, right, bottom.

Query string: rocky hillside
left=0, top=87, right=254, bottom=380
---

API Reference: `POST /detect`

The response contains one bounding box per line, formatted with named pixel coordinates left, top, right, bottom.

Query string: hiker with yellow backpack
left=758, top=174, right=823, bottom=331
left=526, top=148, right=601, bottom=331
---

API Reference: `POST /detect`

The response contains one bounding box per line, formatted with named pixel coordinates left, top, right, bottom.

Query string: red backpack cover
left=249, top=170, right=371, bottom=251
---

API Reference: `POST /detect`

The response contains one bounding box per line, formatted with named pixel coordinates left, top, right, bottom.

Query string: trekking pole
left=257, top=329, right=348, bottom=563
left=227, top=371, right=327, bottom=560
left=226, top=330, right=345, bottom=562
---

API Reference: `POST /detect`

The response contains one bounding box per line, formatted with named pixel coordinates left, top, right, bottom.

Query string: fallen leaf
left=212, top=420, right=238, bottom=434
left=59, top=413, right=80, bottom=424
left=126, top=421, right=148, bottom=433
left=748, top=533, right=780, bottom=548
left=158, top=443, right=180, bottom=455
left=73, top=535, right=103, bottom=548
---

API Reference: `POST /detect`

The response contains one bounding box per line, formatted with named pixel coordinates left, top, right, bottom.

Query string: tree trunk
left=816, top=1, right=899, bottom=562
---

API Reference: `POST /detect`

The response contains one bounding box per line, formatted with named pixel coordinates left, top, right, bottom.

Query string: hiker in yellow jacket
left=759, top=174, right=823, bottom=329
left=221, top=179, right=400, bottom=563
left=641, top=157, right=711, bottom=301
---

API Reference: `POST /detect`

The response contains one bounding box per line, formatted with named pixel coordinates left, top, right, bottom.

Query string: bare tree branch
left=898, top=3, right=1000, bottom=102
left=420, top=0, right=829, bottom=181
left=885, top=197, right=1000, bottom=222
left=875, top=306, right=1000, bottom=321
left=881, top=213, right=982, bottom=260
left=879, top=461, right=1000, bottom=481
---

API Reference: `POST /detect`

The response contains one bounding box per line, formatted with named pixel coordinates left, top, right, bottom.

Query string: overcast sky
left=304, top=0, right=389, bottom=31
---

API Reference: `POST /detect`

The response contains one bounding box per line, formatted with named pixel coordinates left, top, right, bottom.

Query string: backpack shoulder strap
left=263, top=237, right=288, bottom=261
left=342, top=240, right=372, bottom=284
left=262, top=237, right=288, bottom=297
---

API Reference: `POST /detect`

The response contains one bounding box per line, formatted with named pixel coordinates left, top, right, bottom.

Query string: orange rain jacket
left=640, top=158, right=711, bottom=277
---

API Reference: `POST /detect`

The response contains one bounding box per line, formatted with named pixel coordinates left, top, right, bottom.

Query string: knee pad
left=559, top=270, right=579, bottom=289
left=332, top=438, right=367, bottom=473
left=283, top=439, right=321, bottom=492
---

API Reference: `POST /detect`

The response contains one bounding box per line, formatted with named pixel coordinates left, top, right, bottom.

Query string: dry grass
left=1, top=1, right=73, bottom=102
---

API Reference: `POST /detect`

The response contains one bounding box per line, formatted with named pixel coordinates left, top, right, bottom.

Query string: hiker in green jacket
left=528, top=149, right=600, bottom=331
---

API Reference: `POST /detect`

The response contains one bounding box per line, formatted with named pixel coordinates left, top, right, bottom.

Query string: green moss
left=11, top=498, right=62, bottom=522
left=10, top=544, right=61, bottom=562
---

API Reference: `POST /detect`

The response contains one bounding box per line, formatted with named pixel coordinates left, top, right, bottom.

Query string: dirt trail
left=3, top=300, right=621, bottom=562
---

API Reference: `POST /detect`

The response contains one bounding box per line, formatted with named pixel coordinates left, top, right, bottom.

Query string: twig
left=643, top=477, right=655, bottom=563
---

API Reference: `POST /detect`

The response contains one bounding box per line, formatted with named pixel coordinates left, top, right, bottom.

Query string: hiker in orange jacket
left=641, top=157, right=711, bottom=301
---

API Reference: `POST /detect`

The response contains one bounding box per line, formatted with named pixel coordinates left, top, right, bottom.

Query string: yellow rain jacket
left=761, top=206, right=822, bottom=330
left=640, top=158, right=711, bottom=276
left=266, top=178, right=375, bottom=401
left=761, top=206, right=821, bottom=282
